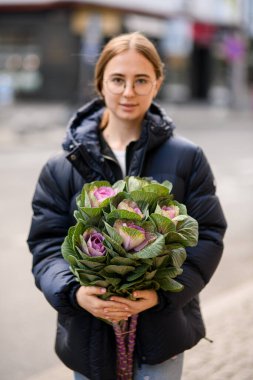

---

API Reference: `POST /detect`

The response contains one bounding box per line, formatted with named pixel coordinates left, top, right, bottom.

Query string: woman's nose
left=122, top=81, right=135, bottom=96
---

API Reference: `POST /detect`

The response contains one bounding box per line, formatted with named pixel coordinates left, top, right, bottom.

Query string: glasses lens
left=106, top=78, right=124, bottom=94
left=105, top=78, right=154, bottom=95
left=134, top=79, right=153, bottom=95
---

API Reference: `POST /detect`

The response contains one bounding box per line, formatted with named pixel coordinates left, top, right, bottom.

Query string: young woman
left=27, top=32, right=227, bottom=380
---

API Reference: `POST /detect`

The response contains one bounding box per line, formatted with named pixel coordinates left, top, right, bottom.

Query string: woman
left=27, top=32, right=227, bottom=380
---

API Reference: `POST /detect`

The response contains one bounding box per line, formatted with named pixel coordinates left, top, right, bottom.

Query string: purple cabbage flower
left=81, top=228, right=106, bottom=257
left=161, top=205, right=180, bottom=221
left=117, top=199, right=143, bottom=217
left=114, top=220, right=156, bottom=252
left=94, top=186, right=117, bottom=202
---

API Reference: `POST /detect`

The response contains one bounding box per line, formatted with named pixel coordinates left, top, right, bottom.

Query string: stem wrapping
left=113, top=314, right=139, bottom=380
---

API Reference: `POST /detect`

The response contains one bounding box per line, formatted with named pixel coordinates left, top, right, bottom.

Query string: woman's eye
left=136, top=78, right=148, bottom=85
left=111, top=77, right=124, bottom=85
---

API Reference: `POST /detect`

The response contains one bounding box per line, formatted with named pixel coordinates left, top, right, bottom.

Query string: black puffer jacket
left=27, top=98, right=227, bottom=380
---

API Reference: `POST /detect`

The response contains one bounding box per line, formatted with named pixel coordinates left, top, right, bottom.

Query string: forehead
left=104, top=49, right=156, bottom=77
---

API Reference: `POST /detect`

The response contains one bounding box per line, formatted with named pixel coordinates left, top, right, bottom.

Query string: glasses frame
left=103, top=78, right=157, bottom=96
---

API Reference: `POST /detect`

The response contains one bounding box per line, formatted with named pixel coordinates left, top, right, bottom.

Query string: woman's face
left=101, top=49, right=161, bottom=125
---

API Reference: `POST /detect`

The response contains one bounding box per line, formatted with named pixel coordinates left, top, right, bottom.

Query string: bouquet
left=61, top=176, right=198, bottom=380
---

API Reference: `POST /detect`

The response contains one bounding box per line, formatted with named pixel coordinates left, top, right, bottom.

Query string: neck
left=102, top=116, right=142, bottom=151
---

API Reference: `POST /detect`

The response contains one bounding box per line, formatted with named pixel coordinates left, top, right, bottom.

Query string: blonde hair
left=95, top=32, right=164, bottom=97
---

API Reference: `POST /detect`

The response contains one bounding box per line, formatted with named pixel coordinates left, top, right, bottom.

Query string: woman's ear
left=153, top=78, right=163, bottom=98
left=100, top=87, right=105, bottom=99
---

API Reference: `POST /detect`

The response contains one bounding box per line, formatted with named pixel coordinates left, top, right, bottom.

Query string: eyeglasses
left=104, top=77, right=156, bottom=96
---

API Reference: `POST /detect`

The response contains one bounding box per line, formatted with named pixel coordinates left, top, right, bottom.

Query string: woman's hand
left=104, top=290, right=158, bottom=321
left=76, top=286, right=131, bottom=322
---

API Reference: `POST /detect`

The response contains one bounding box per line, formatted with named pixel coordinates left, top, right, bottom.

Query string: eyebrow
left=108, top=73, right=151, bottom=78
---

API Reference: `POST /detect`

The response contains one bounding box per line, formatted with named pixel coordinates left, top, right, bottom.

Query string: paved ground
left=182, top=280, right=253, bottom=380
left=0, top=101, right=253, bottom=380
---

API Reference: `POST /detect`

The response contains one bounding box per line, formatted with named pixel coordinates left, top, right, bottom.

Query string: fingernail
left=100, top=288, right=106, bottom=293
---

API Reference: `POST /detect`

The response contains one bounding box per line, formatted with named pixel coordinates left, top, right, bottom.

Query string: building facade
left=0, top=0, right=251, bottom=107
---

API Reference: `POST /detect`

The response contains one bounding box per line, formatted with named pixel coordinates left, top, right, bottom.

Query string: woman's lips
left=120, top=103, right=137, bottom=111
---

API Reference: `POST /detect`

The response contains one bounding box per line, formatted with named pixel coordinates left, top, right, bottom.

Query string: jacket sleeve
left=27, top=156, right=82, bottom=315
left=159, top=146, right=227, bottom=310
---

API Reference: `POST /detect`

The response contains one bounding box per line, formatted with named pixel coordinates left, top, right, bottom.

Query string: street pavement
left=0, top=101, right=253, bottom=380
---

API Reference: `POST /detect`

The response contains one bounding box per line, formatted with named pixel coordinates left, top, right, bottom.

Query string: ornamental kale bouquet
left=61, top=176, right=198, bottom=380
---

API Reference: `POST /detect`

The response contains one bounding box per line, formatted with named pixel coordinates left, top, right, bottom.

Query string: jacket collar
left=62, top=97, right=175, bottom=154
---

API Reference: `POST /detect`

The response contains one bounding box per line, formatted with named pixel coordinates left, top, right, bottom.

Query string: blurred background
left=0, top=1, right=253, bottom=380
left=0, top=0, right=253, bottom=108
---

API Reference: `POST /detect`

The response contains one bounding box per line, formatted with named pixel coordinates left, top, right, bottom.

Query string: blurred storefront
left=0, top=0, right=251, bottom=107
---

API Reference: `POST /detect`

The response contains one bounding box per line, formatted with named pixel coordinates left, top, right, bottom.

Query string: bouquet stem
left=113, top=314, right=139, bottom=380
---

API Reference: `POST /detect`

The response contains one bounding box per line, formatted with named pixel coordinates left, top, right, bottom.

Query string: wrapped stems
left=113, top=320, right=128, bottom=380
left=127, top=314, right=138, bottom=379
left=113, top=314, right=139, bottom=380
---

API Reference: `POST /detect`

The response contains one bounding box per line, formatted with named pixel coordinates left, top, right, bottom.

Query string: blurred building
left=0, top=0, right=251, bottom=107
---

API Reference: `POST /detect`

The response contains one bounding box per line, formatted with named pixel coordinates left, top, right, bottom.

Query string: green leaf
left=126, top=176, right=150, bottom=192
left=161, top=180, right=173, bottom=193
left=145, top=269, right=157, bottom=280
left=126, top=263, right=150, bottom=281
left=152, top=255, right=170, bottom=268
left=103, top=222, right=123, bottom=245
left=120, top=225, right=146, bottom=247
left=72, top=221, right=85, bottom=248
left=150, top=213, right=176, bottom=234
left=79, top=207, right=103, bottom=226
left=155, top=267, right=183, bottom=280
left=175, top=216, right=199, bottom=247
left=159, top=277, right=184, bottom=292
left=143, top=183, right=170, bottom=197
left=106, top=209, right=142, bottom=223
left=134, top=280, right=160, bottom=291
left=128, top=234, right=165, bottom=259
left=165, top=231, right=188, bottom=245
left=104, top=265, right=135, bottom=276
left=79, top=254, right=107, bottom=263
left=67, top=254, right=81, bottom=267
left=168, top=245, right=187, bottom=267
left=130, top=190, right=158, bottom=207
left=109, top=191, right=128, bottom=209
left=103, top=233, right=126, bottom=256
left=61, top=230, right=75, bottom=261
left=112, top=179, right=126, bottom=193
left=73, top=209, right=83, bottom=222
left=76, top=272, right=101, bottom=284
left=84, top=190, right=92, bottom=208
left=103, top=276, right=122, bottom=286
left=173, top=200, right=187, bottom=215
left=78, top=259, right=105, bottom=270
left=119, top=277, right=145, bottom=290
left=92, top=280, right=109, bottom=287
left=110, top=256, right=137, bottom=266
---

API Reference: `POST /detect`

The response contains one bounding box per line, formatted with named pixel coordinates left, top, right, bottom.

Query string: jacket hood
left=62, top=98, right=175, bottom=152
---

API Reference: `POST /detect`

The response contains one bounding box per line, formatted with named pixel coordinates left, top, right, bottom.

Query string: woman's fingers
left=76, top=286, right=158, bottom=321
left=76, top=286, right=131, bottom=320
left=83, top=286, right=107, bottom=296
left=110, top=290, right=158, bottom=314
left=104, top=309, right=131, bottom=321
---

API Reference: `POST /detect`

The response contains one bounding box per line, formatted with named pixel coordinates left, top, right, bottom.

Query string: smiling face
left=101, top=49, right=162, bottom=126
